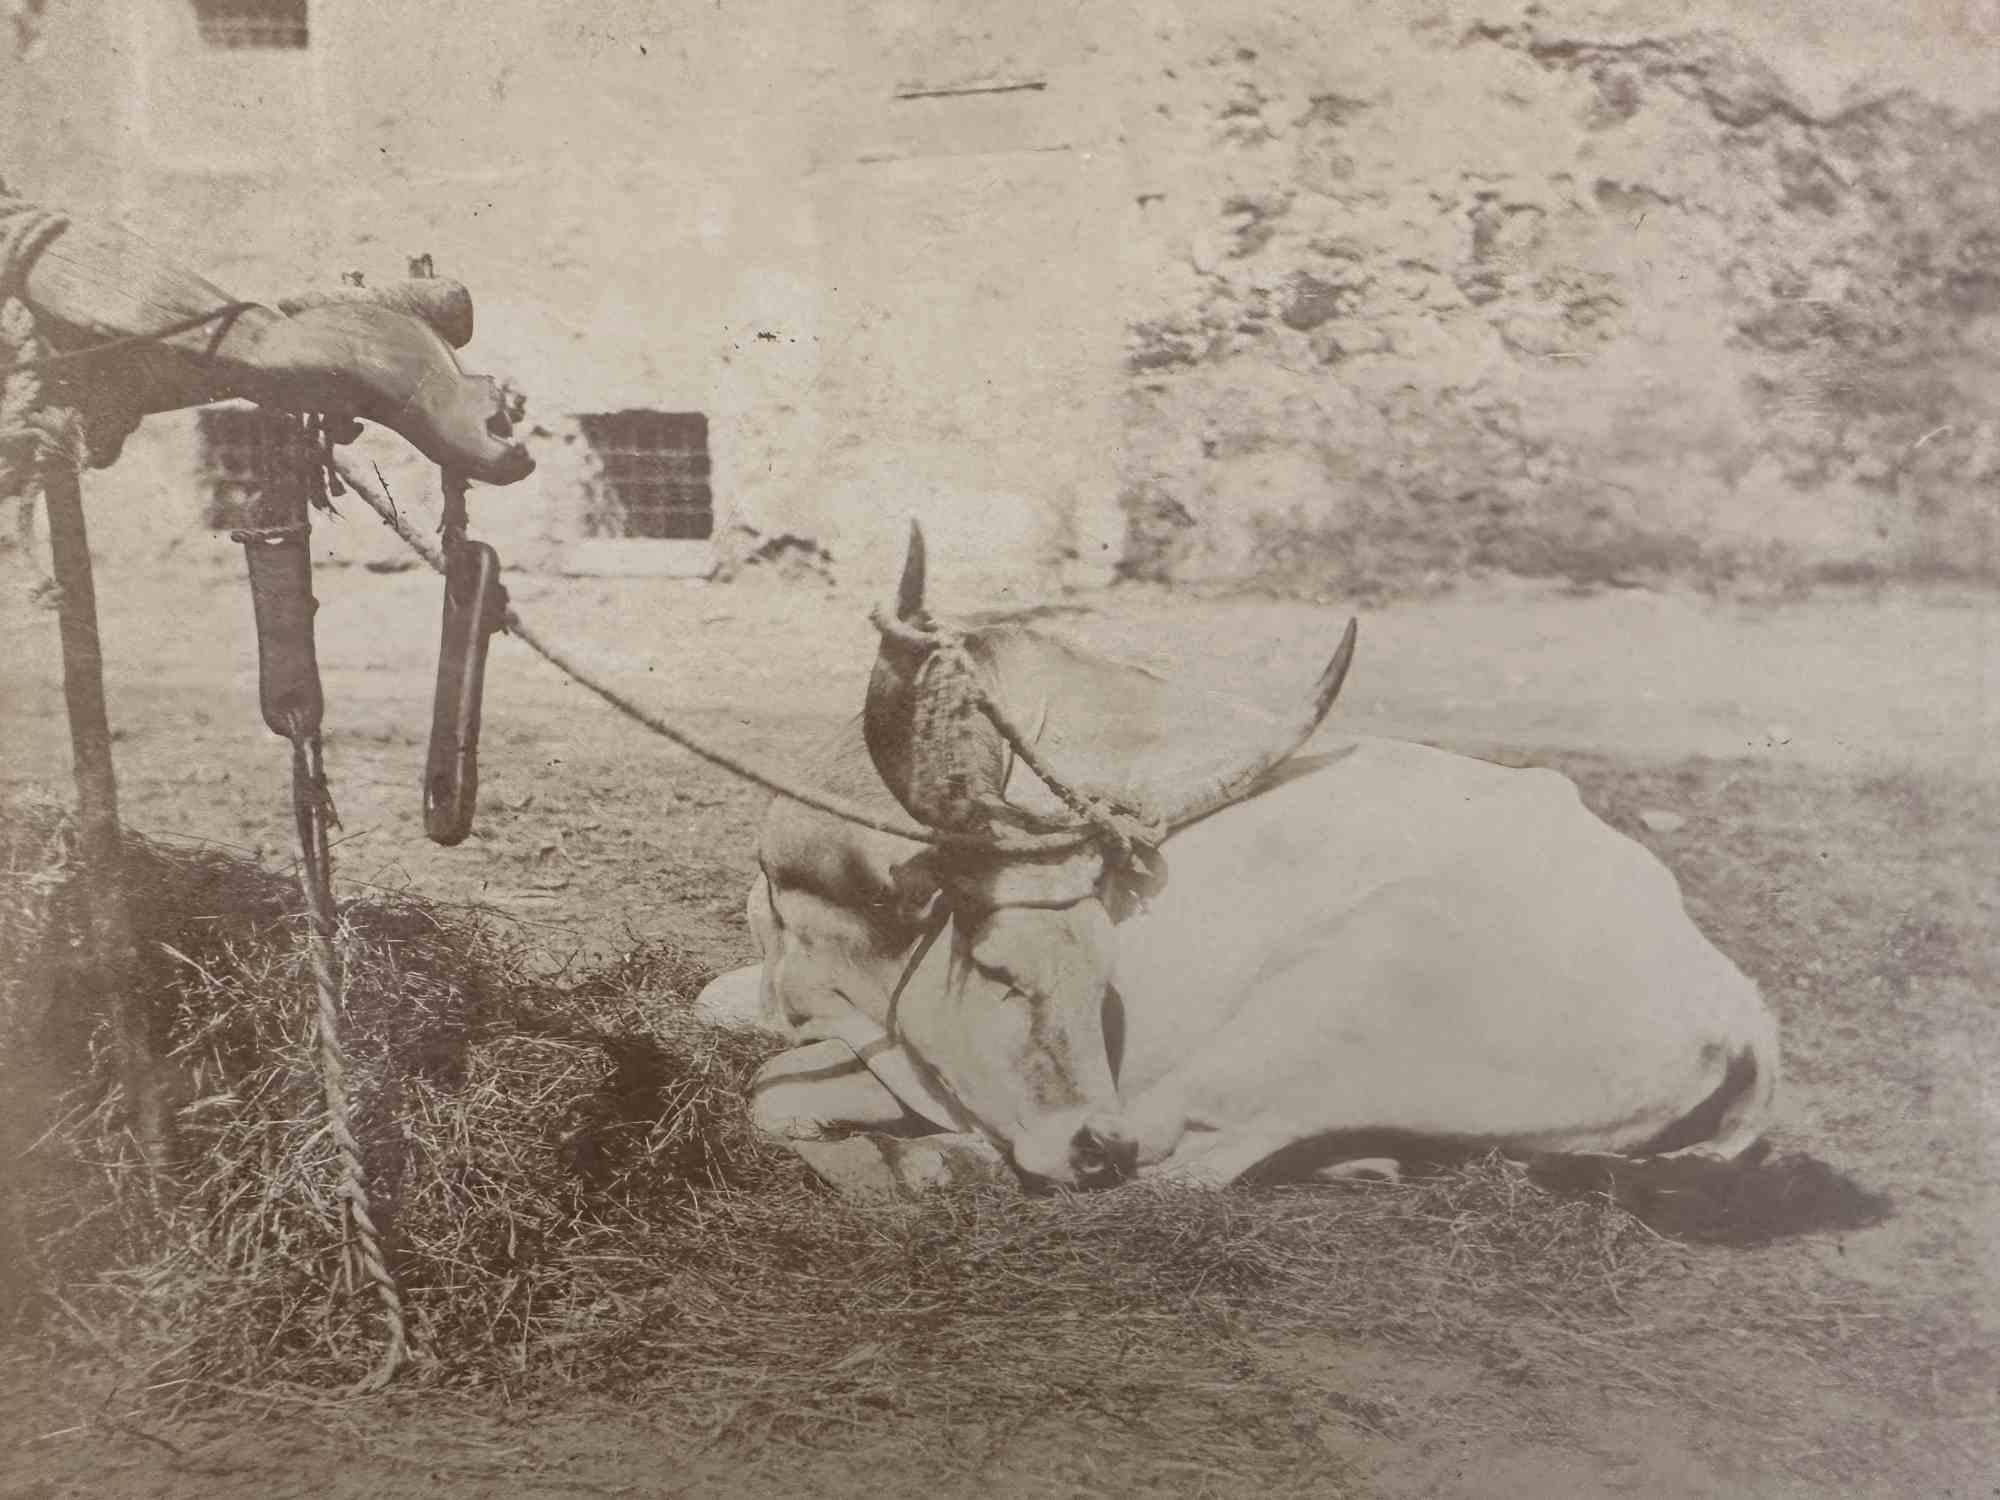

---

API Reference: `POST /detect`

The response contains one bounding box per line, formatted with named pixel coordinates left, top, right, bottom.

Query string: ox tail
left=1635, top=1036, right=1776, bottom=1162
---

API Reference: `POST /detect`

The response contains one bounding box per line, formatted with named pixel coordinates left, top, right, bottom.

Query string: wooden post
left=41, top=457, right=166, bottom=1161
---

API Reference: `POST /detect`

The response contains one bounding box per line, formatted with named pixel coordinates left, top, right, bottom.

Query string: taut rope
left=328, top=455, right=1126, bottom=858
left=290, top=710, right=411, bottom=1391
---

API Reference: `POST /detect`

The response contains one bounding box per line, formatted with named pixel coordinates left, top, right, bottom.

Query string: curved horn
left=1146, top=616, right=1358, bottom=831
left=896, top=518, right=928, bottom=624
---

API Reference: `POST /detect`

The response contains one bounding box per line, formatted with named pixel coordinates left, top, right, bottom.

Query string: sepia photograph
left=1, top=1, right=1994, bottom=1495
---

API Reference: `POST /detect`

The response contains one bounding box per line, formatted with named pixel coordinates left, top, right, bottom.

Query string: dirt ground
left=1, top=552, right=1996, bottom=1498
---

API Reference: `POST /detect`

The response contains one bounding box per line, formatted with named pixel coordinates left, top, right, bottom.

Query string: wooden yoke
left=26, top=205, right=532, bottom=845
left=23, top=214, right=532, bottom=484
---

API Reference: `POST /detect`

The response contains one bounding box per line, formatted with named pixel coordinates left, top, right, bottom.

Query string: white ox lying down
left=697, top=531, right=1778, bottom=1197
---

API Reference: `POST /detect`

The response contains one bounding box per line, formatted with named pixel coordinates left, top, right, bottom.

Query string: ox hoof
left=791, top=1132, right=1010, bottom=1206
left=885, top=1133, right=1013, bottom=1193
left=1148, top=1157, right=1242, bottom=1190
left=1316, top=1157, right=1402, bottom=1184
left=791, top=1137, right=908, bottom=1205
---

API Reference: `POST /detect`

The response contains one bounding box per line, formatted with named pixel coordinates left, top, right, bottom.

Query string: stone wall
left=1112, top=2, right=2000, bottom=589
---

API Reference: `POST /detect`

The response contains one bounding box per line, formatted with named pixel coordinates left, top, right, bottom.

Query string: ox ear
left=896, top=520, right=927, bottom=624
left=1103, top=843, right=1169, bottom=923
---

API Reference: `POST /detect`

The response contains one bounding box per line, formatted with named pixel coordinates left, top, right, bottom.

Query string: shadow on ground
left=1243, top=1131, right=1893, bottom=1248
left=1524, top=1144, right=1894, bottom=1247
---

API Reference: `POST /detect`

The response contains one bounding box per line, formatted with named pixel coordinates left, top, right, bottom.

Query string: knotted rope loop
left=868, top=602, right=941, bottom=654
left=1, top=194, right=198, bottom=476
left=439, top=465, right=470, bottom=550
left=0, top=196, right=75, bottom=544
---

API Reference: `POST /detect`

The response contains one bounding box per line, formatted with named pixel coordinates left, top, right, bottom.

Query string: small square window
left=578, top=411, right=714, bottom=541
left=198, top=407, right=312, bottom=530
left=191, top=0, right=308, bottom=50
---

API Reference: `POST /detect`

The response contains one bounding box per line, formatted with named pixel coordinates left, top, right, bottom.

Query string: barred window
left=578, top=412, right=714, bottom=541
left=198, top=407, right=311, bottom=530
left=192, top=0, right=308, bottom=50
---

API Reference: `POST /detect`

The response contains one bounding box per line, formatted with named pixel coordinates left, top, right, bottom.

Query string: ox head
left=861, top=524, right=1357, bottom=1188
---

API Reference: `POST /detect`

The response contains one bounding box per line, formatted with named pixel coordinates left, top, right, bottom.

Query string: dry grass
left=0, top=798, right=1663, bottom=1442
left=0, top=773, right=1990, bottom=1492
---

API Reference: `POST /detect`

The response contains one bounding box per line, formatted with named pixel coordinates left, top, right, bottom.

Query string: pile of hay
left=0, top=793, right=778, bottom=1393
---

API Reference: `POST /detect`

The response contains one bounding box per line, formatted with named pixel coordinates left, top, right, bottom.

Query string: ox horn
left=1145, top=616, right=1358, bottom=831
left=896, top=518, right=927, bottom=624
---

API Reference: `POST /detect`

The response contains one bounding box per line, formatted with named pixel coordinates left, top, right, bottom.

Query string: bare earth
left=1, top=554, right=1995, bottom=1498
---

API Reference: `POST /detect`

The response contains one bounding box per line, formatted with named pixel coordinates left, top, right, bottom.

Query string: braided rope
left=1, top=297, right=58, bottom=593
left=287, top=717, right=411, bottom=1392
left=0, top=198, right=72, bottom=582
left=263, top=416, right=411, bottom=1389
left=0, top=194, right=150, bottom=473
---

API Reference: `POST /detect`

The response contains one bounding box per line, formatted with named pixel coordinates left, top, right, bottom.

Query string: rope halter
left=868, top=602, right=1169, bottom=879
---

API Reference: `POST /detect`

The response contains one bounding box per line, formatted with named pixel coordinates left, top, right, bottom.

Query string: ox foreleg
left=750, top=1039, right=1008, bottom=1203
left=750, top=1038, right=912, bottom=1140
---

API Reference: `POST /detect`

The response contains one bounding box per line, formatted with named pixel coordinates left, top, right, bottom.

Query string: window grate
left=198, top=407, right=312, bottom=530
left=578, top=411, right=713, bottom=541
left=192, top=0, right=308, bottom=50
